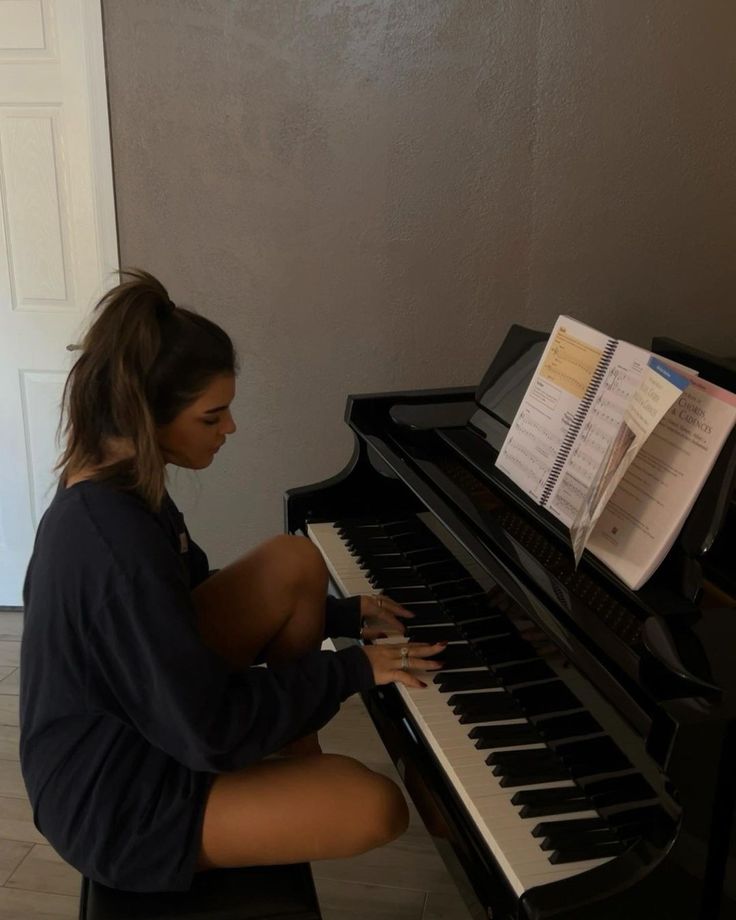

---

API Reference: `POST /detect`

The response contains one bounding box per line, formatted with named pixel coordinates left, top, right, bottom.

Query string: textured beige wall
left=101, top=0, right=736, bottom=565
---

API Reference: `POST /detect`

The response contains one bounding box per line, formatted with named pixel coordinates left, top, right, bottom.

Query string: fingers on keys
left=405, top=641, right=447, bottom=670
left=377, top=595, right=415, bottom=618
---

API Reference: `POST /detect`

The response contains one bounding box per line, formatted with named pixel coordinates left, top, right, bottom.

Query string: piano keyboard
left=308, top=515, right=661, bottom=897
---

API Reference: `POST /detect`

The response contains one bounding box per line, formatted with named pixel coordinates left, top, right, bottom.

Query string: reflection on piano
left=286, top=326, right=736, bottom=920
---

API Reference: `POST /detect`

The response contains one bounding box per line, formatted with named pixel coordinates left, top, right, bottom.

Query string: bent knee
left=262, top=535, right=328, bottom=592
left=324, top=756, right=409, bottom=848
left=367, top=772, right=410, bottom=846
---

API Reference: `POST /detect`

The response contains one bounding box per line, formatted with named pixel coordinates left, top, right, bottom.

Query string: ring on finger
left=400, top=646, right=409, bottom=670
left=377, top=596, right=384, bottom=609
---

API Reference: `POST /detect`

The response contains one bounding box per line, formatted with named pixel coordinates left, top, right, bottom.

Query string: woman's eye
left=202, top=417, right=220, bottom=427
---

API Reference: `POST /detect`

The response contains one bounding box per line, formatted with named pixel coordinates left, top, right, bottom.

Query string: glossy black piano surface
left=285, top=327, right=736, bottom=920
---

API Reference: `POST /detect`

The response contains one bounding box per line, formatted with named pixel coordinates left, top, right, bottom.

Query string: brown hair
left=57, top=269, right=237, bottom=509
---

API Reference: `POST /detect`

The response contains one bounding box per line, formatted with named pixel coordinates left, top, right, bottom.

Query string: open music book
left=495, top=316, right=736, bottom=590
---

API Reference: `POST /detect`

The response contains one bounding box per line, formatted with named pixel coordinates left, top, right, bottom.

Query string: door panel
left=0, top=0, right=118, bottom=603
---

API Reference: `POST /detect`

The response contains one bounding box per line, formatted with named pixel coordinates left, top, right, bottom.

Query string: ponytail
left=57, top=269, right=236, bottom=509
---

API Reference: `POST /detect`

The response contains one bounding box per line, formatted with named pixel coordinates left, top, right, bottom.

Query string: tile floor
left=0, top=611, right=472, bottom=919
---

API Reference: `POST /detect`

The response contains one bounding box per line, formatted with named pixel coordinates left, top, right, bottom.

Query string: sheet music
left=494, top=316, right=722, bottom=588
left=495, top=316, right=611, bottom=503
left=548, top=341, right=650, bottom=527
left=568, top=357, right=691, bottom=565
left=587, top=376, right=736, bottom=589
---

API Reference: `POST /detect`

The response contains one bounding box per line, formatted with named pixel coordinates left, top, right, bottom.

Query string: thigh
left=197, top=754, right=409, bottom=869
left=192, top=534, right=326, bottom=668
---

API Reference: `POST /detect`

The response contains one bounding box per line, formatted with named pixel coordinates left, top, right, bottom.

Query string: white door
left=0, top=0, right=118, bottom=604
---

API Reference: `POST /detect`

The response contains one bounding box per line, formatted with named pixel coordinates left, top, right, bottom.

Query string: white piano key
left=308, top=522, right=378, bottom=598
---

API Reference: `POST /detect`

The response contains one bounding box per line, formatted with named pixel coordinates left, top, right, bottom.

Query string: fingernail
left=419, top=681, right=427, bottom=688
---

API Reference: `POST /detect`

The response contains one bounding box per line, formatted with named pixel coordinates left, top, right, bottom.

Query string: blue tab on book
left=648, top=356, right=690, bottom=392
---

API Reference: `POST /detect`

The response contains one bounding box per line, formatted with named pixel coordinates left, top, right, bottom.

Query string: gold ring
left=400, top=646, right=409, bottom=670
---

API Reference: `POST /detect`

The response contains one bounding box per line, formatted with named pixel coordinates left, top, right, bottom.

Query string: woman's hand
left=361, top=641, right=446, bottom=689
left=359, top=594, right=414, bottom=640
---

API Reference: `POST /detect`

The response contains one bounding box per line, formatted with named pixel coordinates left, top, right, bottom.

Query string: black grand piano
left=285, top=326, right=736, bottom=920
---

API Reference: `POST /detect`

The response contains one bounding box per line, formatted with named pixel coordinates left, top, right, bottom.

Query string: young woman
left=19, top=270, right=445, bottom=892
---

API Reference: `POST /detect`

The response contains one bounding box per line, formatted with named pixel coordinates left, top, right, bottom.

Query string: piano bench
left=78, top=864, right=323, bottom=920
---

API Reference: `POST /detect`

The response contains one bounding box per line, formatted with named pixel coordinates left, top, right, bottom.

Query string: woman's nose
left=223, top=413, right=237, bottom=435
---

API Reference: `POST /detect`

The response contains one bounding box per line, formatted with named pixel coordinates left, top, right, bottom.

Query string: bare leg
left=190, top=534, right=410, bottom=866
left=197, top=754, right=409, bottom=870
left=192, top=534, right=327, bottom=670
left=192, top=535, right=328, bottom=753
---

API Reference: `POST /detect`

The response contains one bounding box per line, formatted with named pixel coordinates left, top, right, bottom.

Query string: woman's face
left=157, top=374, right=237, bottom=469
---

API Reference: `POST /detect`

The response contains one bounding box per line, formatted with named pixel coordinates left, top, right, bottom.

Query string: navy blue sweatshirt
left=19, top=480, right=374, bottom=891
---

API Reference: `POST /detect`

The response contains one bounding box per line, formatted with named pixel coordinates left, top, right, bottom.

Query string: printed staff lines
left=540, top=338, right=619, bottom=507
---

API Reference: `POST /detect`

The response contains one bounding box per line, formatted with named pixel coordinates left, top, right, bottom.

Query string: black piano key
left=406, top=624, right=464, bottom=643
left=334, top=519, right=381, bottom=532
left=351, top=549, right=404, bottom=563
left=346, top=537, right=399, bottom=550
left=604, top=804, right=666, bottom=830
left=532, top=817, right=607, bottom=838
left=424, top=575, right=483, bottom=602
left=401, top=601, right=445, bottom=615
left=393, top=534, right=442, bottom=553
left=449, top=690, right=519, bottom=714
left=434, top=644, right=485, bottom=671
left=380, top=586, right=436, bottom=603
left=570, top=762, right=630, bottom=779
left=519, top=799, right=595, bottom=818
left=540, top=829, right=621, bottom=851
left=457, top=705, right=523, bottom=724
left=383, top=531, right=425, bottom=545
left=476, top=636, right=537, bottom=665
left=362, top=555, right=411, bottom=568
left=413, top=560, right=471, bottom=581
left=336, top=515, right=396, bottom=525
left=512, top=786, right=585, bottom=807
left=443, top=599, right=501, bottom=622
left=341, top=533, right=395, bottom=548
left=535, top=711, right=603, bottom=742
left=470, top=722, right=541, bottom=748
left=513, top=682, right=582, bottom=716
left=460, top=616, right=511, bottom=640
left=494, top=659, right=556, bottom=686
left=436, top=671, right=500, bottom=692
left=371, top=573, right=427, bottom=589
left=381, top=520, right=426, bottom=537
left=583, top=774, right=657, bottom=808
left=402, top=546, right=453, bottom=565
left=359, top=557, right=411, bottom=573
left=548, top=840, right=627, bottom=863
left=432, top=579, right=485, bottom=601
left=402, top=606, right=452, bottom=626
left=487, top=749, right=560, bottom=769
left=555, top=738, right=631, bottom=774
left=497, top=766, right=570, bottom=786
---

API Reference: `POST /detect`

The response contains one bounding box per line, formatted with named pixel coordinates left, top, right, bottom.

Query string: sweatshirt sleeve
left=84, top=527, right=375, bottom=773
left=324, top=595, right=362, bottom=638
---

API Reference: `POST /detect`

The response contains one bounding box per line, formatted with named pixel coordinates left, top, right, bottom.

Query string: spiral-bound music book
left=495, top=316, right=736, bottom=589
